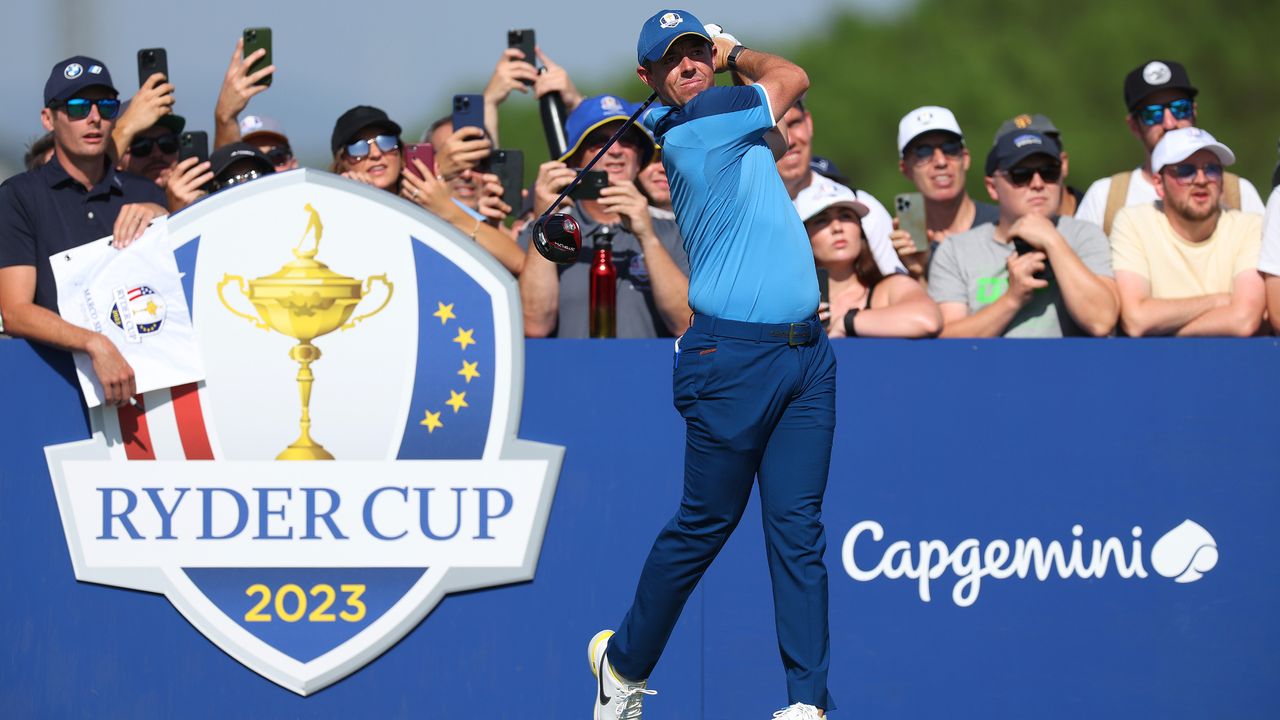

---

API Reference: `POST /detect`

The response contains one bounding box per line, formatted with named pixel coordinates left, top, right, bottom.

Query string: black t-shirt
left=0, top=158, right=165, bottom=311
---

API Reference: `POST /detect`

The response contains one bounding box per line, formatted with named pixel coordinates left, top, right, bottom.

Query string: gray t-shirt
left=519, top=207, right=690, bottom=338
left=927, top=215, right=1113, bottom=337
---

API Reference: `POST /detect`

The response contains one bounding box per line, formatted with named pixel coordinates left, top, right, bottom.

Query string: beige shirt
left=1110, top=203, right=1261, bottom=298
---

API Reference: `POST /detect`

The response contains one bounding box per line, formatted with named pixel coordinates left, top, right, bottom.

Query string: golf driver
left=532, top=92, right=659, bottom=264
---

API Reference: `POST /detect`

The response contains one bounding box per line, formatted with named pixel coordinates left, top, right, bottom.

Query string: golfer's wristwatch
left=727, top=45, right=748, bottom=74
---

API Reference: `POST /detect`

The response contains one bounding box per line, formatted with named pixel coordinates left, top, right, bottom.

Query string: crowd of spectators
left=3, top=33, right=1280, bottom=395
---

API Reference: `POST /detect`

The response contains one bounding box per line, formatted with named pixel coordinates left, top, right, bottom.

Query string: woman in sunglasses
left=330, top=105, right=405, bottom=193
left=798, top=184, right=941, bottom=339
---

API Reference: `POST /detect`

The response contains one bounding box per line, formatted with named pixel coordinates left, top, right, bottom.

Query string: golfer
left=590, top=10, right=835, bottom=720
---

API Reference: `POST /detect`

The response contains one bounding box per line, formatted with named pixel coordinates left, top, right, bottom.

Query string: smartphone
left=569, top=170, right=608, bottom=200
left=242, top=27, right=272, bottom=87
left=404, top=143, right=436, bottom=179
left=136, top=48, right=168, bottom=88
left=894, top=192, right=929, bottom=253
left=178, top=131, right=209, bottom=165
left=488, top=149, right=525, bottom=217
left=452, top=94, right=486, bottom=134
left=507, top=29, right=536, bottom=84
left=1012, top=237, right=1050, bottom=280
left=816, top=267, right=830, bottom=304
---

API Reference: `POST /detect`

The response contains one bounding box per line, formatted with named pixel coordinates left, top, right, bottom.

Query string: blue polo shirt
left=644, top=83, right=817, bottom=324
left=0, top=158, right=165, bottom=311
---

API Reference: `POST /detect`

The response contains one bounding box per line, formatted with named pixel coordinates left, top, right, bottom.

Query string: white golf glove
left=703, top=23, right=741, bottom=47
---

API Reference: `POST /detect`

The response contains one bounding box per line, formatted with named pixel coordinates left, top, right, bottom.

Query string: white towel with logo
left=52, top=217, right=205, bottom=407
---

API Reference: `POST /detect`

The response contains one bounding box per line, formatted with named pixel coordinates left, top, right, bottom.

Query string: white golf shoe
left=772, top=702, right=824, bottom=719
left=589, top=629, right=655, bottom=719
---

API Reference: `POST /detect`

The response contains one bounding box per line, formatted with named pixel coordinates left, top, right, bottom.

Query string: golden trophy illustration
left=218, top=204, right=393, bottom=460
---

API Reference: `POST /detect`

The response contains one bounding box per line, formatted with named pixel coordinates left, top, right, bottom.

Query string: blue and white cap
left=984, top=130, right=1062, bottom=176
left=636, top=9, right=712, bottom=65
left=559, top=95, right=656, bottom=166
left=44, top=55, right=116, bottom=106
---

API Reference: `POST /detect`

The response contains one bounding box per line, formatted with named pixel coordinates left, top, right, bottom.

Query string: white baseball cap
left=239, top=114, right=289, bottom=145
left=794, top=176, right=869, bottom=223
left=897, top=105, right=964, bottom=154
left=1151, top=127, right=1235, bottom=174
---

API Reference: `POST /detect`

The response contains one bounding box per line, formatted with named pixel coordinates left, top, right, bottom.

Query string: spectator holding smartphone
left=928, top=130, right=1118, bottom=337
left=330, top=105, right=405, bottom=192
left=213, top=37, right=276, bottom=150
left=116, top=111, right=184, bottom=186
left=518, top=94, right=691, bottom=337
left=110, top=70, right=176, bottom=163
left=1110, top=128, right=1264, bottom=337
left=798, top=183, right=941, bottom=338
left=992, top=113, right=1083, bottom=217
left=0, top=56, right=168, bottom=406
left=423, top=117, right=491, bottom=211
left=891, top=105, right=1000, bottom=281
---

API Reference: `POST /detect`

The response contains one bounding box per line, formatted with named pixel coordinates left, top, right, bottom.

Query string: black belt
left=691, top=314, right=821, bottom=346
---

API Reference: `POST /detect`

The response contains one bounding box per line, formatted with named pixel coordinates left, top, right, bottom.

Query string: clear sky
left=0, top=0, right=901, bottom=176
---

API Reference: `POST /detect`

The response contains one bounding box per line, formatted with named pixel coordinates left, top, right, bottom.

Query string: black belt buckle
left=787, top=322, right=809, bottom=347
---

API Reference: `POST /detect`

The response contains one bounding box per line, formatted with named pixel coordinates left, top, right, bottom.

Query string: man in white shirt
left=1076, top=59, right=1264, bottom=234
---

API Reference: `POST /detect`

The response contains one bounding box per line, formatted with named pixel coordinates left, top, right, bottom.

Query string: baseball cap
left=209, top=142, right=276, bottom=178
left=794, top=176, right=869, bottom=223
left=44, top=55, right=116, bottom=106
left=993, top=113, right=1061, bottom=147
left=984, top=131, right=1062, bottom=176
left=897, top=106, right=963, bottom=155
left=637, top=9, right=711, bottom=65
left=810, top=155, right=850, bottom=186
left=240, top=114, right=289, bottom=146
left=330, top=106, right=402, bottom=155
left=1124, top=59, right=1198, bottom=110
left=559, top=95, right=655, bottom=166
left=1150, top=127, right=1235, bottom=174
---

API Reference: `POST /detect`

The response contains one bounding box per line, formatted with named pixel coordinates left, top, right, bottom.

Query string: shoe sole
left=589, top=629, right=614, bottom=679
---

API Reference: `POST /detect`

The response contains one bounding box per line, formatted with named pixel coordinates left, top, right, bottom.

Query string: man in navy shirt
left=589, top=11, right=834, bottom=720
left=0, top=56, right=167, bottom=406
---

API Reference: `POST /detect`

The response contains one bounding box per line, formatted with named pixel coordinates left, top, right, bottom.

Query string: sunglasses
left=263, top=145, right=293, bottom=167
left=907, top=139, right=964, bottom=164
left=1134, top=98, right=1194, bottom=127
left=1000, top=163, right=1063, bottom=186
left=212, top=169, right=263, bottom=191
left=344, top=134, right=399, bottom=159
left=129, top=133, right=179, bottom=158
left=51, top=97, right=122, bottom=120
left=1163, top=162, right=1224, bottom=185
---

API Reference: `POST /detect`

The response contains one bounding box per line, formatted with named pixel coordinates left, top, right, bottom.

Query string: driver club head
left=532, top=213, right=581, bottom=264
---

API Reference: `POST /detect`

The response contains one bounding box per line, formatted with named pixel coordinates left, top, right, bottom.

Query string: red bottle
left=589, top=238, right=617, bottom=338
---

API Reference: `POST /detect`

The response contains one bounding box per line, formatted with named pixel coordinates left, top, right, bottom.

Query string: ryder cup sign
left=44, top=170, right=563, bottom=695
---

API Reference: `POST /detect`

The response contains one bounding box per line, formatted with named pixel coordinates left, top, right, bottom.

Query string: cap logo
left=88, top=65, right=103, bottom=75
left=916, top=111, right=934, bottom=124
left=63, top=63, right=83, bottom=79
left=601, top=96, right=624, bottom=113
left=1014, top=114, right=1032, bottom=129
left=659, top=12, right=683, bottom=29
left=1013, top=134, right=1042, bottom=148
left=1143, top=61, right=1172, bottom=86
left=243, top=116, right=263, bottom=130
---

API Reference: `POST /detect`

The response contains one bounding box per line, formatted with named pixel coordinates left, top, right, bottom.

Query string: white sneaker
left=589, top=629, right=656, bottom=719
left=772, top=702, right=824, bottom=719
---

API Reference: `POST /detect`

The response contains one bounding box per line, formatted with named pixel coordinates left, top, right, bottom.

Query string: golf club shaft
left=537, top=92, right=659, bottom=220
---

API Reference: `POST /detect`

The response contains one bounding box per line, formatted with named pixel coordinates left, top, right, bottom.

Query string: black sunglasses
left=212, top=169, right=263, bottom=192
left=1163, top=162, right=1224, bottom=185
left=129, top=133, right=179, bottom=158
left=263, top=145, right=293, bottom=166
left=51, top=97, right=121, bottom=120
left=907, top=139, right=964, bottom=164
left=1001, top=163, right=1063, bottom=186
left=344, top=134, right=399, bottom=159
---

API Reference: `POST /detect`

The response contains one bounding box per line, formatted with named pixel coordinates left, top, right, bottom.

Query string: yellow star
left=458, top=360, right=481, bottom=384
left=453, top=327, right=476, bottom=351
left=433, top=302, right=456, bottom=325
left=145, top=300, right=159, bottom=316
left=446, top=390, right=469, bottom=413
left=419, top=410, right=443, bottom=433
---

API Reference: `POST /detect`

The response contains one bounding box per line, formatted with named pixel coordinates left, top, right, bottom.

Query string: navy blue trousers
left=609, top=314, right=838, bottom=711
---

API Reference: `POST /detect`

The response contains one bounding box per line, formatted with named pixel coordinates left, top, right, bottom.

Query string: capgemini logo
left=843, top=519, right=1217, bottom=606
left=1151, top=520, right=1218, bottom=583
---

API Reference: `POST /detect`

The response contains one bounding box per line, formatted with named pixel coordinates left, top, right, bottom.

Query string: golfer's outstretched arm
left=711, top=37, right=807, bottom=124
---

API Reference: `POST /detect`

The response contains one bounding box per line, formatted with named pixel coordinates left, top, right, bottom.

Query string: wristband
left=727, top=45, right=748, bottom=74
left=843, top=308, right=860, bottom=337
